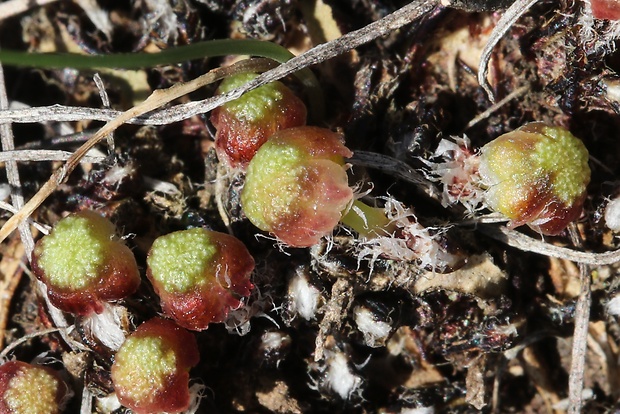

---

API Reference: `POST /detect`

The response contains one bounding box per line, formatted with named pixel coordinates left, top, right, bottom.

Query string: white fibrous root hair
left=604, top=196, right=620, bottom=232
left=310, top=349, right=363, bottom=400
left=224, top=283, right=276, bottom=336
left=184, top=383, right=208, bottom=414
left=286, top=267, right=321, bottom=321
left=353, top=305, right=392, bottom=348
left=82, top=303, right=130, bottom=351
left=578, top=0, right=620, bottom=54
left=356, top=197, right=461, bottom=272
left=425, top=137, right=484, bottom=213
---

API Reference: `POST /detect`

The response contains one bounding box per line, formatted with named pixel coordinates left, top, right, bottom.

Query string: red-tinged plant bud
left=111, top=318, right=199, bottom=414
left=0, top=361, right=67, bottom=414
left=478, top=122, right=591, bottom=235
left=210, top=72, right=307, bottom=169
left=146, top=228, right=255, bottom=331
left=241, top=126, right=355, bottom=247
left=591, top=0, right=620, bottom=20
left=31, top=210, right=140, bottom=315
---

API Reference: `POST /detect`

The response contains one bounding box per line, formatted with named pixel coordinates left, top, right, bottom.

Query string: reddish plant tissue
left=241, top=126, right=354, bottom=247
left=210, top=72, right=307, bottom=169
left=111, top=318, right=199, bottom=414
left=592, top=0, right=620, bottom=20
left=146, top=228, right=255, bottom=331
left=31, top=210, right=140, bottom=315
left=0, top=361, right=66, bottom=414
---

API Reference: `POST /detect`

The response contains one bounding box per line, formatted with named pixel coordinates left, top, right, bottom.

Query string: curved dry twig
left=477, top=0, right=540, bottom=102
left=478, top=224, right=620, bottom=265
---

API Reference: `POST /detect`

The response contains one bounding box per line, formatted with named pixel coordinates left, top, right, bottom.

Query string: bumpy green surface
left=113, top=336, right=177, bottom=402
left=5, top=366, right=60, bottom=414
left=480, top=124, right=590, bottom=217
left=218, top=73, right=284, bottom=122
left=241, top=139, right=307, bottom=231
left=147, top=228, right=218, bottom=293
left=531, top=125, right=590, bottom=204
left=38, top=212, right=115, bottom=289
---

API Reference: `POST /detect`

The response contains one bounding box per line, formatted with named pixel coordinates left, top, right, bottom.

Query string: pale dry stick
left=465, top=85, right=529, bottom=130
left=0, top=0, right=60, bottom=21
left=567, top=225, right=591, bottom=414
left=134, top=0, right=440, bottom=124
left=478, top=224, right=620, bottom=265
left=0, top=238, right=25, bottom=349
left=0, top=0, right=438, bottom=126
left=0, top=327, right=62, bottom=360
left=0, top=200, right=49, bottom=234
left=0, top=63, right=34, bottom=258
left=478, top=0, right=540, bottom=102
left=0, top=59, right=262, bottom=244
left=93, top=73, right=114, bottom=153
left=0, top=149, right=105, bottom=163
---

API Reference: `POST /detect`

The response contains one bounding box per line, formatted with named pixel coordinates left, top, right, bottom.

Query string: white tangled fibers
left=323, top=350, right=362, bottom=400
left=354, top=305, right=391, bottom=347
left=604, top=196, right=620, bottom=232
left=287, top=268, right=321, bottom=321
left=356, top=198, right=459, bottom=271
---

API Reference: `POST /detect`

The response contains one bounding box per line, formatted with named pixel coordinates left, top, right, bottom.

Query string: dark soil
left=1, top=0, right=620, bottom=413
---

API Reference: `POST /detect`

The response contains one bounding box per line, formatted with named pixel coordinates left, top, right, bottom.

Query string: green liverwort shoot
left=146, top=228, right=255, bottom=331
left=111, top=318, right=199, bottom=414
left=0, top=361, right=67, bottom=414
left=211, top=72, right=307, bottom=169
left=241, top=126, right=395, bottom=247
left=479, top=122, right=591, bottom=235
left=31, top=210, right=140, bottom=315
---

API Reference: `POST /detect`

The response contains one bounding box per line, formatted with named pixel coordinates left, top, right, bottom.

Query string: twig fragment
left=0, top=62, right=34, bottom=258
left=567, top=225, right=591, bottom=414
left=478, top=0, right=540, bottom=101
left=478, top=224, right=620, bottom=265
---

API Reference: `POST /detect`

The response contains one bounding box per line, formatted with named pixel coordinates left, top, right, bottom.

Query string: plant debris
left=1, top=0, right=620, bottom=413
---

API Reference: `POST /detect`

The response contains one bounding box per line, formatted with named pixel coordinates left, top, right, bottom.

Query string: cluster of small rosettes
left=30, top=209, right=259, bottom=411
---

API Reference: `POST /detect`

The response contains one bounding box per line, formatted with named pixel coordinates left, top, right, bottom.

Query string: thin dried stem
left=465, top=85, right=529, bottom=130
left=0, top=327, right=62, bottom=360
left=0, top=0, right=60, bottom=22
left=0, top=62, right=34, bottom=258
left=478, top=0, right=540, bottom=102
left=0, top=0, right=437, bottom=127
left=567, top=225, right=591, bottom=414
left=478, top=224, right=620, bottom=265
left=350, top=151, right=440, bottom=198
left=0, top=149, right=105, bottom=163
